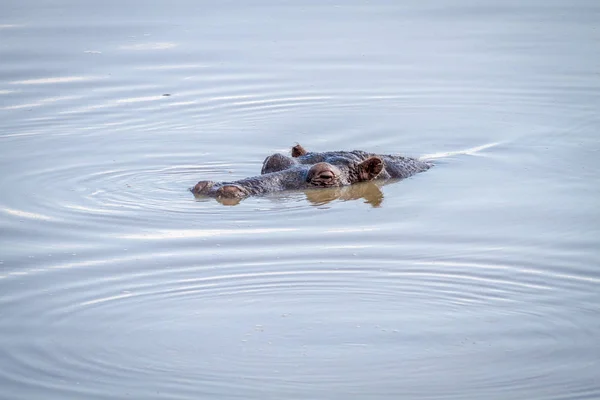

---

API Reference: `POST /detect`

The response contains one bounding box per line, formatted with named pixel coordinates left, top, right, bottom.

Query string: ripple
left=0, top=24, right=24, bottom=29
left=1, top=95, right=85, bottom=111
left=1, top=144, right=390, bottom=235
left=2, top=2, right=599, bottom=398
left=1, top=154, right=263, bottom=221
left=1, top=249, right=598, bottom=399
left=9, top=75, right=105, bottom=85
left=119, top=42, right=178, bottom=51
left=1, top=206, right=56, bottom=221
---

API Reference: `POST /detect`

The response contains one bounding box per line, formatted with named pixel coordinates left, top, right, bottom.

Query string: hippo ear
left=357, top=157, right=383, bottom=181
left=291, top=144, right=307, bottom=157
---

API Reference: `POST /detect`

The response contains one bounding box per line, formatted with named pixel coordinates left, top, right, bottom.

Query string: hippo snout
left=191, top=180, right=215, bottom=195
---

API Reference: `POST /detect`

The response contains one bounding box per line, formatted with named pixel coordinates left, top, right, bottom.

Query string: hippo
left=191, top=143, right=431, bottom=202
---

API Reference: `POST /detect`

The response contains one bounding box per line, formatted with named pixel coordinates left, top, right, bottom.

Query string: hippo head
left=192, top=156, right=383, bottom=200
left=192, top=142, right=387, bottom=203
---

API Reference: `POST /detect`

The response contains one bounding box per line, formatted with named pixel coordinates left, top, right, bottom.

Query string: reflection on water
left=194, top=179, right=388, bottom=207
left=1, top=1, right=600, bottom=399
left=303, top=181, right=386, bottom=207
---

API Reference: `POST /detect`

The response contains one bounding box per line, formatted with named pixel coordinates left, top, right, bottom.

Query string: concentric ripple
left=2, top=1, right=600, bottom=399
left=1, top=239, right=599, bottom=399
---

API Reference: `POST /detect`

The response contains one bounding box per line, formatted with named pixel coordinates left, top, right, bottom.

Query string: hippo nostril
left=192, top=180, right=214, bottom=195
left=319, top=172, right=334, bottom=180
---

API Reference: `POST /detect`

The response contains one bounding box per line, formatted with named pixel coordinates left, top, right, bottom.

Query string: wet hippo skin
left=261, top=144, right=432, bottom=180
left=191, top=143, right=431, bottom=201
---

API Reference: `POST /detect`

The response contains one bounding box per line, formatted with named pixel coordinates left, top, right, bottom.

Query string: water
left=1, top=1, right=599, bottom=399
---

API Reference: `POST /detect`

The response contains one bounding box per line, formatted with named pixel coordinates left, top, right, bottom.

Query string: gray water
left=1, top=1, right=600, bottom=399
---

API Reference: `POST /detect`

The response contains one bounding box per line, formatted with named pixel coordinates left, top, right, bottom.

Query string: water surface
left=1, top=1, right=599, bottom=399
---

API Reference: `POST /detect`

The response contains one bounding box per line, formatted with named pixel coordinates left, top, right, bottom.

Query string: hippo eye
left=307, top=163, right=340, bottom=187
left=319, top=172, right=334, bottom=180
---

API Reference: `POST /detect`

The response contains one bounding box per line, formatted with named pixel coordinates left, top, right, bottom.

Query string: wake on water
left=419, top=141, right=503, bottom=161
